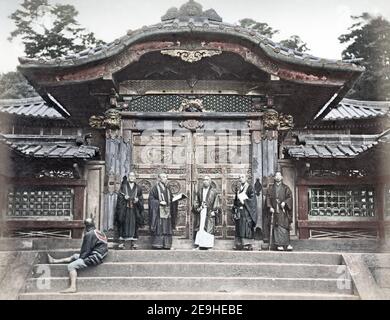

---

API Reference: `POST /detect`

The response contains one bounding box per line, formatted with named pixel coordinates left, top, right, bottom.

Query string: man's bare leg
left=61, top=270, right=77, bottom=293
left=47, top=254, right=74, bottom=264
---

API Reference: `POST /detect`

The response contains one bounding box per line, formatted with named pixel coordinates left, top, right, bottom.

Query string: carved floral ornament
left=160, top=49, right=222, bottom=63
left=179, top=119, right=204, bottom=130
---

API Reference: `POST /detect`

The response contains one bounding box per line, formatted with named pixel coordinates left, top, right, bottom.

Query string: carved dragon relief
left=160, top=49, right=222, bottom=63
left=168, top=98, right=209, bottom=113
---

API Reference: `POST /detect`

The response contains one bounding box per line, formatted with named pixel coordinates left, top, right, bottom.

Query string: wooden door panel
left=193, top=132, right=252, bottom=239
left=132, top=131, right=191, bottom=237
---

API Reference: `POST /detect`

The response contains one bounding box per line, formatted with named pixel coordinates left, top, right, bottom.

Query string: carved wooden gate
left=131, top=129, right=252, bottom=239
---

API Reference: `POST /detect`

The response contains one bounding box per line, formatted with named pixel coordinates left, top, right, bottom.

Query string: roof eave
left=17, top=23, right=365, bottom=75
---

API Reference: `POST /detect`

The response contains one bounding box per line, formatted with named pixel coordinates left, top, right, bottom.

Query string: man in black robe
left=148, top=173, right=178, bottom=250
left=192, top=176, right=221, bottom=250
left=265, top=171, right=293, bottom=251
left=232, top=174, right=257, bottom=251
left=114, top=172, right=145, bottom=249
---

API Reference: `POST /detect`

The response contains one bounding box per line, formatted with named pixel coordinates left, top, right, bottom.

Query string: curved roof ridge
left=17, top=3, right=364, bottom=74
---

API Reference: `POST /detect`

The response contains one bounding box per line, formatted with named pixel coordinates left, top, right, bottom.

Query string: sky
left=0, top=0, right=389, bottom=73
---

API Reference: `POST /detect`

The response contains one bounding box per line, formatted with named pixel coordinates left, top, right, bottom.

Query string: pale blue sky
left=1, top=0, right=389, bottom=73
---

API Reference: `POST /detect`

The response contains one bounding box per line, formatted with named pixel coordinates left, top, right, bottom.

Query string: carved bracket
left=89, top=108, right=121, bottom=130
left=279, top=113, right=294, bottom=130
left=161, top=49, right=222, bottom=63
left=263, top=110, right=294, bottom=131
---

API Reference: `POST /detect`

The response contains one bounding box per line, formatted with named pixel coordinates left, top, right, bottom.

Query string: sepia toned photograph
left=0, top=0, right=389, bottom=305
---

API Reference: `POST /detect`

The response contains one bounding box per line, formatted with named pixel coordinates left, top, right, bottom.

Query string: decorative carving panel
left=121, top=95, right=257, bottom=113
left=160, top=49, right=222, bottom=63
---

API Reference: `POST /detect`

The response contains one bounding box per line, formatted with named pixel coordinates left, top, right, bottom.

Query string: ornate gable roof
left=17, top=1, right=363, bottom=75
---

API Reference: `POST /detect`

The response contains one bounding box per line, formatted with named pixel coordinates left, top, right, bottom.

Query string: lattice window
left=123, top=95, right=257, bottom=112
left=7, top=188, right=74, bottom=218
left=309, top=186, right=375, bottom=218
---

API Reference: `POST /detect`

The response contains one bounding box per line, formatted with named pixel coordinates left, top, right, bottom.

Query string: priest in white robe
left=192, top=176, right=221, bottom=250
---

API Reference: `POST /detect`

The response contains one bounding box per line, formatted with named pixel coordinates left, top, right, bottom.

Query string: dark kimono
left=80, top=227, right=108, bottom=266
left=192, top=187, right=221, bottom=247
left=232, top=183, right=258, bottom=247
left=265, top=182, right=293, bottom=246
left=114, top=180, right=144, bottom=240
left=148, top=182, right=178, bottom=249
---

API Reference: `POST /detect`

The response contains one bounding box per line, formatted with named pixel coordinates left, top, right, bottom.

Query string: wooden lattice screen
left=309, top=186, right=375, bottom=218
left=7, top=188, right=74, bottom=218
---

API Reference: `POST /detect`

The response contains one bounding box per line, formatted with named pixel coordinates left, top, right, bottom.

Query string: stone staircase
left=19, top=249, right=359, bottom=300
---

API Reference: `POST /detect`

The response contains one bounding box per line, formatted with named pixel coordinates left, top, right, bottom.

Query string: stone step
left=39, top=250, right=343, bottom=265
left=32, top=262, right=346, bottom=279
left=18, top=291, right=359, bottom=300
left=0, top=238, right=379, bottom=253
left=372, top=268, right=390, bottom=288
left=24, top=276, right=353, bottom=294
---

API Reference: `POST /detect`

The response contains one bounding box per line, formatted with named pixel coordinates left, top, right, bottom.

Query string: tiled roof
left=286, top=133, right=382, bottom=159
left=0, top=97, right=64, bottom=119
left=17, top=1, right=363, bottom=74
left=323, top=98, right=390, bottom=121
left=0, top=134, right=99, bottom=159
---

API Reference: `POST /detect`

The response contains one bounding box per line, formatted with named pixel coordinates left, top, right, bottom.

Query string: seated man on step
left=47, top=218, right=108, bottom=293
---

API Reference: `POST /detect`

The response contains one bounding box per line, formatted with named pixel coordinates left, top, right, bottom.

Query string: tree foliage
left=239, top=18, right=279, bottom=39
left=279, top=35, right=309, bottom=53
left=8, top=0, right=105, bottom=59
left=339, top=13, right=390, bottom=100
left=239, top=18, right=309, bottom=53
left=0, top=71, right=38, bottom=99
